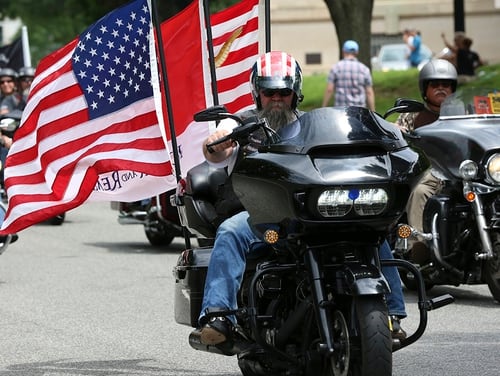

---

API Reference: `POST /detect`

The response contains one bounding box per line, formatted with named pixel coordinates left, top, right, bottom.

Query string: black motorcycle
left=111, top=191, right=185, bottom=246
left=392, top=88, right=500, bottom=302
left=111, top=190, right=213, bottom=247
left=172, top=105, right=454, bottom=376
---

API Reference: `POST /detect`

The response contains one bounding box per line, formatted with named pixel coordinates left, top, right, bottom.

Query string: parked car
left=371, top=43, right=433, bottom=71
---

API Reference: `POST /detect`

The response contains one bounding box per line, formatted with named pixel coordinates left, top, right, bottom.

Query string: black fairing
left=231, top=107, right=428, bottom=236
left=413, top=118, right=500, bottom=180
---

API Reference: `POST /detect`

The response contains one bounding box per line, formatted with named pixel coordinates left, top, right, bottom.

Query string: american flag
left=158, top=0, right=260, bottom=180
left=0, top=0, right=171, bottom=234
left=212, top=0, right=259, bottom=113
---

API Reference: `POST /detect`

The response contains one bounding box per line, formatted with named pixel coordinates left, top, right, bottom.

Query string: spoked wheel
left=483, top=232, right=500, bottom=302
left=347, top=296, right=392, bottom=376
left=329, top=310, right=350, bottom=376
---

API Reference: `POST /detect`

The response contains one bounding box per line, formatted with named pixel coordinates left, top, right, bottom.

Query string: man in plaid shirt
left=322, top=40, right=375, bottom=111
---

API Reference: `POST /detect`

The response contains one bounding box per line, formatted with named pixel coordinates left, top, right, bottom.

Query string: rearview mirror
left=383, top=98, right=425, bottom=119
left=194, top=105, right=231, bottom=122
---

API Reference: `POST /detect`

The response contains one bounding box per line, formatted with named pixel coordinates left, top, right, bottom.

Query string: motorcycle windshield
left=268, top=107, right=407, bottom=154
left=440, top=88, right=500, bottom=118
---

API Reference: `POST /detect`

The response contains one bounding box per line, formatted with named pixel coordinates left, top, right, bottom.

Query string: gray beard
left=258, top=102, right=296, bottom=131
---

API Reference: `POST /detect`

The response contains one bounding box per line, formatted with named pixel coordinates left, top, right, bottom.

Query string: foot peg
left=426, top=294, right=455, bottom=311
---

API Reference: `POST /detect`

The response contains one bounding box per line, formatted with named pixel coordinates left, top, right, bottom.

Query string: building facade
left=269, top=0, right=500, bottom=74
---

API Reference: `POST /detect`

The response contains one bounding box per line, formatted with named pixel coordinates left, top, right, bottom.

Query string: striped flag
left=0, top=0, right=261, bottom=235
left=158, top=0, right=260, bottom=179
left=158, top=0, right=212, bottom=180
left=0, top=0, right=172, bottom=234
left=211, top=0, right=259, bottom=114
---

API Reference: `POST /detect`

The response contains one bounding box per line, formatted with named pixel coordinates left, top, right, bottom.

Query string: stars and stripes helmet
left=250, top=51, right=303, bottom=109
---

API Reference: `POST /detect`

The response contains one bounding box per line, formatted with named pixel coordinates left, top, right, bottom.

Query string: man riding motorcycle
left=195, top=50, right=407, bottom=346
left=396, top=59, right=458, bottom=259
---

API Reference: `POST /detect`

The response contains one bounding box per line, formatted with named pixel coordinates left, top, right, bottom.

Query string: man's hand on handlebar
left=203, top=129, right=236, bottom=163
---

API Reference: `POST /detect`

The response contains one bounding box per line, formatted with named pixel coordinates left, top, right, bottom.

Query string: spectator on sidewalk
left=322, top=40, right=375, bottom=111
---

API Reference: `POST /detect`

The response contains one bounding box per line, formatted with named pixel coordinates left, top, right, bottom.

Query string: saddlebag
left=173, top=247, right=211, bottom=327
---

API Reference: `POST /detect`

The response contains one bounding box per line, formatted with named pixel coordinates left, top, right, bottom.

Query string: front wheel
left=341, top=295, right=392, bottom=376
left=484, top=232, right=500, bottom=302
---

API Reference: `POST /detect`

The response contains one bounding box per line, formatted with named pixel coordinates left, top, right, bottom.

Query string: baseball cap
left=342, top=40, right=359, bottom=53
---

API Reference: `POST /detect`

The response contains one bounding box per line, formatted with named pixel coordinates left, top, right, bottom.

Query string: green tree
left=323, top=0, right=374, bottom=67
left=0, top=0, right=237, bottom=66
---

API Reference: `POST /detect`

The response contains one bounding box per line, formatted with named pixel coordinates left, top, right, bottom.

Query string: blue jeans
left=199, top=211, right=406, bottom=325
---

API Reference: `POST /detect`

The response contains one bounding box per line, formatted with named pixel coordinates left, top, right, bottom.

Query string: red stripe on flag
left=216, top=69, right=250, bottom=93
left=223, top=94, right=255, bottom=114
left=215, top=44, right=259, bottom=70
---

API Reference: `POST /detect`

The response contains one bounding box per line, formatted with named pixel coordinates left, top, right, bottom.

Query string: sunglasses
left=261, top=88, right=293, bottom=97
left=0, top=79, right=14, bottom=84
left=429, top=80, right=452, bottom=89
left=21, top=77, right=33, bottom=83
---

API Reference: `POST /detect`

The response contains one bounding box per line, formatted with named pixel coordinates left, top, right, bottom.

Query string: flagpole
left=203, top=0, right=219, bottom=106
left=21, top=26, right=31, bottom=68
left=150, top=0, right=182, bottom=182
left=150, top=0, right=193, bottom=248
left=265, top=0, right=270, bottom=52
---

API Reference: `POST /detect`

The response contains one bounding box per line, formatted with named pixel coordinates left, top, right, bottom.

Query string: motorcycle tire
left=144, top=228, right=175, bottom=247
left=49, top=213, right=65, bottom=226
left=483, top=232, right=500, bottom=303
left=341, top=295, right=392, bottom=376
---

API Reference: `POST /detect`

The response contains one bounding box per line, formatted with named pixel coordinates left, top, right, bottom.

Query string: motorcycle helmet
left=250, top=51, right=303, bottom=110
left=18, top=66, right=35, bottom=79
left=0, top=67, right=18, bottom=80
left=418, top=59, right=457, bottom=100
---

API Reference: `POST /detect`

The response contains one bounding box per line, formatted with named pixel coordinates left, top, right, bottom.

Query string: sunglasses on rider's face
left=429, top=80, right=452, bottom=89
left=261, top=88, right=293, bottom=97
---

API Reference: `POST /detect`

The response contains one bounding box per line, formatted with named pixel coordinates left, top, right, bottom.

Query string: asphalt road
left=0, top=201, right=499, bottom=376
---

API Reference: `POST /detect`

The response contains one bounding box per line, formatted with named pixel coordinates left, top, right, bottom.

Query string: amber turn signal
left=397, top=224, right=412, bottom=239
left=263, top=229, right=279, bottom=244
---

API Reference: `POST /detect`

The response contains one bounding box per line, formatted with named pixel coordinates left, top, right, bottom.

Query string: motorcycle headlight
left=487, top=154, right=500, bottom=184
left=317, top=188, right=388, bottom=217
left=459, top=160, right=478, bottom=180
left=353, top=188, right=389, bottom=215
left=317, top=189, right=353, bottom=217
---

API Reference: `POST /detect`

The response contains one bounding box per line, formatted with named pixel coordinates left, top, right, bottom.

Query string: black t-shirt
left=456, top=49, right=480, bottom=76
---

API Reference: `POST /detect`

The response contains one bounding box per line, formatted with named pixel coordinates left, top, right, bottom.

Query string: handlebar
left=205, top=120, right=264, bottom=153
left=194, top=106, right=277, bottom=154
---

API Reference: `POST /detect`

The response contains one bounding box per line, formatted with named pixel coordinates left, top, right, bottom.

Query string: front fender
left=338, top=264, right=390, bottom=296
